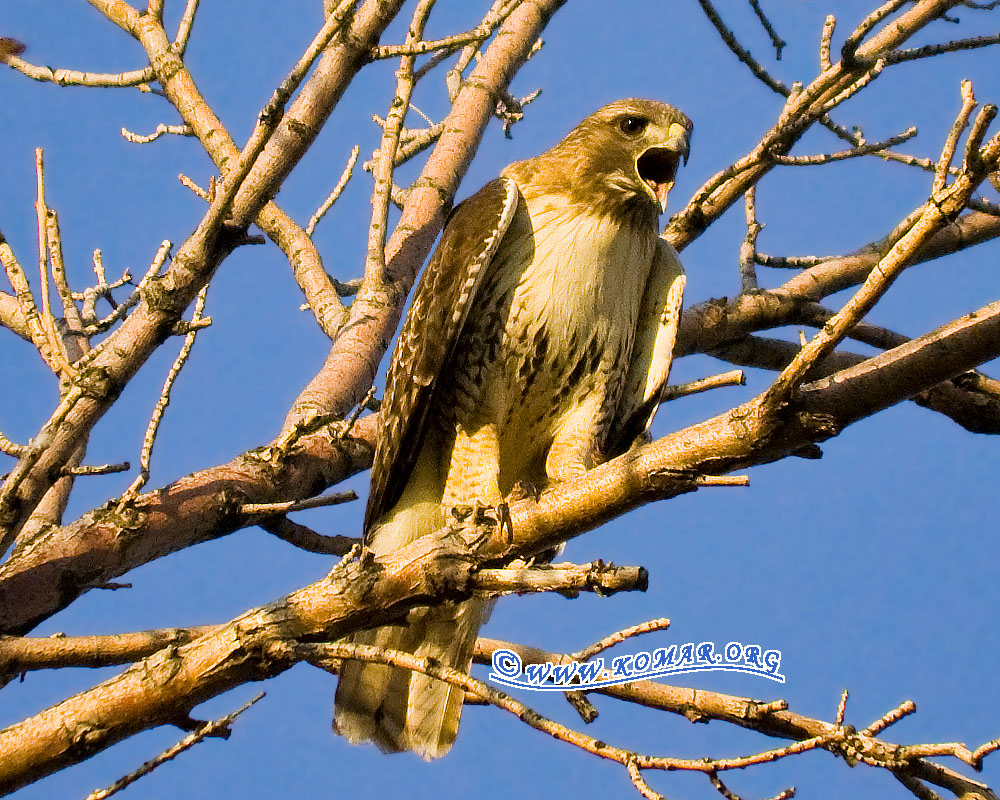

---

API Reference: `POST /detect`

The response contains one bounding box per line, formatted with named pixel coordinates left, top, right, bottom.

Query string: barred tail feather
left=399, top=597, right=488, bottom=759
left=333, top=622, right=420, bottom=753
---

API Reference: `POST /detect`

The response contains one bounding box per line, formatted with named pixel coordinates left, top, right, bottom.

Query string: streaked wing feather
left=364, top=177, right=519, bottom=533
left=605, top=238, right=685, bottom=456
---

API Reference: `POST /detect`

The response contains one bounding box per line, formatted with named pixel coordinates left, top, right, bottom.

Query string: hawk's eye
left=618, top=116, right=648, bottom=136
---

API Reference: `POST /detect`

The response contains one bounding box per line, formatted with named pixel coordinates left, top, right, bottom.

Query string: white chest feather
left=498, top=197, right=656, bottom=355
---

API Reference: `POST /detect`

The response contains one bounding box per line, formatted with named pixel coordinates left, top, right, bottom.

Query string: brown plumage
left=335, top=98, right=691, bottom=759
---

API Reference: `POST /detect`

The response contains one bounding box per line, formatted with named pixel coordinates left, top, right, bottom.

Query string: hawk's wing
left=364, top=177, right=520, bottom=534
left=605, top=238, right=686, bottom=457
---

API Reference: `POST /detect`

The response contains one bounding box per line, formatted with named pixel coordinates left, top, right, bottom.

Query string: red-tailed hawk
left=335, top=98, right=691, bottom=759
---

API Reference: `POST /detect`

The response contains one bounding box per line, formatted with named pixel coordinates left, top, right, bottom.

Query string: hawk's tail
left=333, top=597, right=487, bottom=760
left=333, top=447, right=488, bottom=760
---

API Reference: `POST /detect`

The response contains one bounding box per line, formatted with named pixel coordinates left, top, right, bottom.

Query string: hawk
left=334, top=98, right=691, bottom=759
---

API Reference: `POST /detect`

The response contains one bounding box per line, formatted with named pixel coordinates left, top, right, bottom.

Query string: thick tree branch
left=4, top=290, right=999, bottom=790
left=0, top=627, right=216, bottom=680
left=0, top=415, right=375, bottom=634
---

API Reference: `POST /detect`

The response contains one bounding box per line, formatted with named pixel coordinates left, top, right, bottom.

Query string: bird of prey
left=334, top=98, right=691, bottom=759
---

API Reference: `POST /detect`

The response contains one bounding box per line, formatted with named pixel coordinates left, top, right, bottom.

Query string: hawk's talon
left=497, top=501, right=513, bottom=542
left=472, top=505, right=497, bottom=525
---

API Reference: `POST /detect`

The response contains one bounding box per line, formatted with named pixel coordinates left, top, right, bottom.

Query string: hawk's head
left=513, top=98, right=692, bottom=222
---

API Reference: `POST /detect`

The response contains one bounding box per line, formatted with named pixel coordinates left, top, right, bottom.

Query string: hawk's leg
left=442, top=422, right=505, bottom=527
left=545, top=392, right=603, bottom=484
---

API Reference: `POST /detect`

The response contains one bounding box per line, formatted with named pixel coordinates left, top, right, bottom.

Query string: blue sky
left=2, top=2, right=999, bottom=799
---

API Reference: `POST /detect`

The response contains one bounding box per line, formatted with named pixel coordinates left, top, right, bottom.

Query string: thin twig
left=372, top=25, right=494, bottom=59
left=748, top=0, right=786, bottom=59
left=365, top=0, right=436, bottom=283
left=395, top=122, right=446, bottom=165
left=659, top=370, right=746, bottom=403
left=239, top=490, right=358, bottom=516
left=564, top=691, right=598, bottom=723
left=819, top=15, right=835, bottom=71
left=886, top=32, right=1000, bottom=64
left=963, top=103, right=997, bottom=172
left=878, top=148, right=961, bottom=176
left=971, top=737, right=1000, bottom=766
left=82, top=242, right=170, bottom=337
left=1, top=238, right=63, bottom=372
left=696, top=475, right=750, bottom=486
left=77, top=257, right=131, bottom=326
left=935, top=80, right=976, bottom=194
left=836, top=689, right=849, bottom=726
left=121, top=123, right=193, bottom=144
left=496, top=85, right=542, bottom=137
left=574, top=619, right=672, bottom=661
left=815, top=58, right=885, bottom=118
left=257, top=517, right=359, bottom=555
left=118, top=285, right=210, bottom=507
left=173, top=0, right=200, bottom=57
left=755, top=253, right=836, bottom=269
left=34, top=149, right=72, bottom=376
left=44, top=211, right=78, bottom=327
left=709, top=770, right=795, bottom=800
left=4, top=53, right=154, bottom=88
left=64, top=462, right=130, bottom=476
left=696, top=0, right=788, bottom=96
left=44, top=208, right=90, bottom=367
left=899, top=742, right=979, bottom=764
left=306, top=145, right=360, bottom=235
left=178, top=173, right=210, bottom=201
left=863, top=700, right=916, bottom=736
left=740, top=186, right=761, bottom=292
left=0, top=432, right=28, bottom=458
left=769, top=127, right=917, bottom=165
left=412, top=45, right=456, bottom=81
left=84, top=693, right=264, bottom=800
left=627, top=759, right=666, bottom=800
left=342, top=385, right=376, bottom=436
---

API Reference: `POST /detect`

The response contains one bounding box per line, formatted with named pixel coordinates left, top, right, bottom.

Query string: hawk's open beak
left=636, top=122, right=690, bottom=213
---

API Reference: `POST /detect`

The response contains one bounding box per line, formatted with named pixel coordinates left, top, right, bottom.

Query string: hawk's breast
left=445, top=193, right=657, bottom=488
